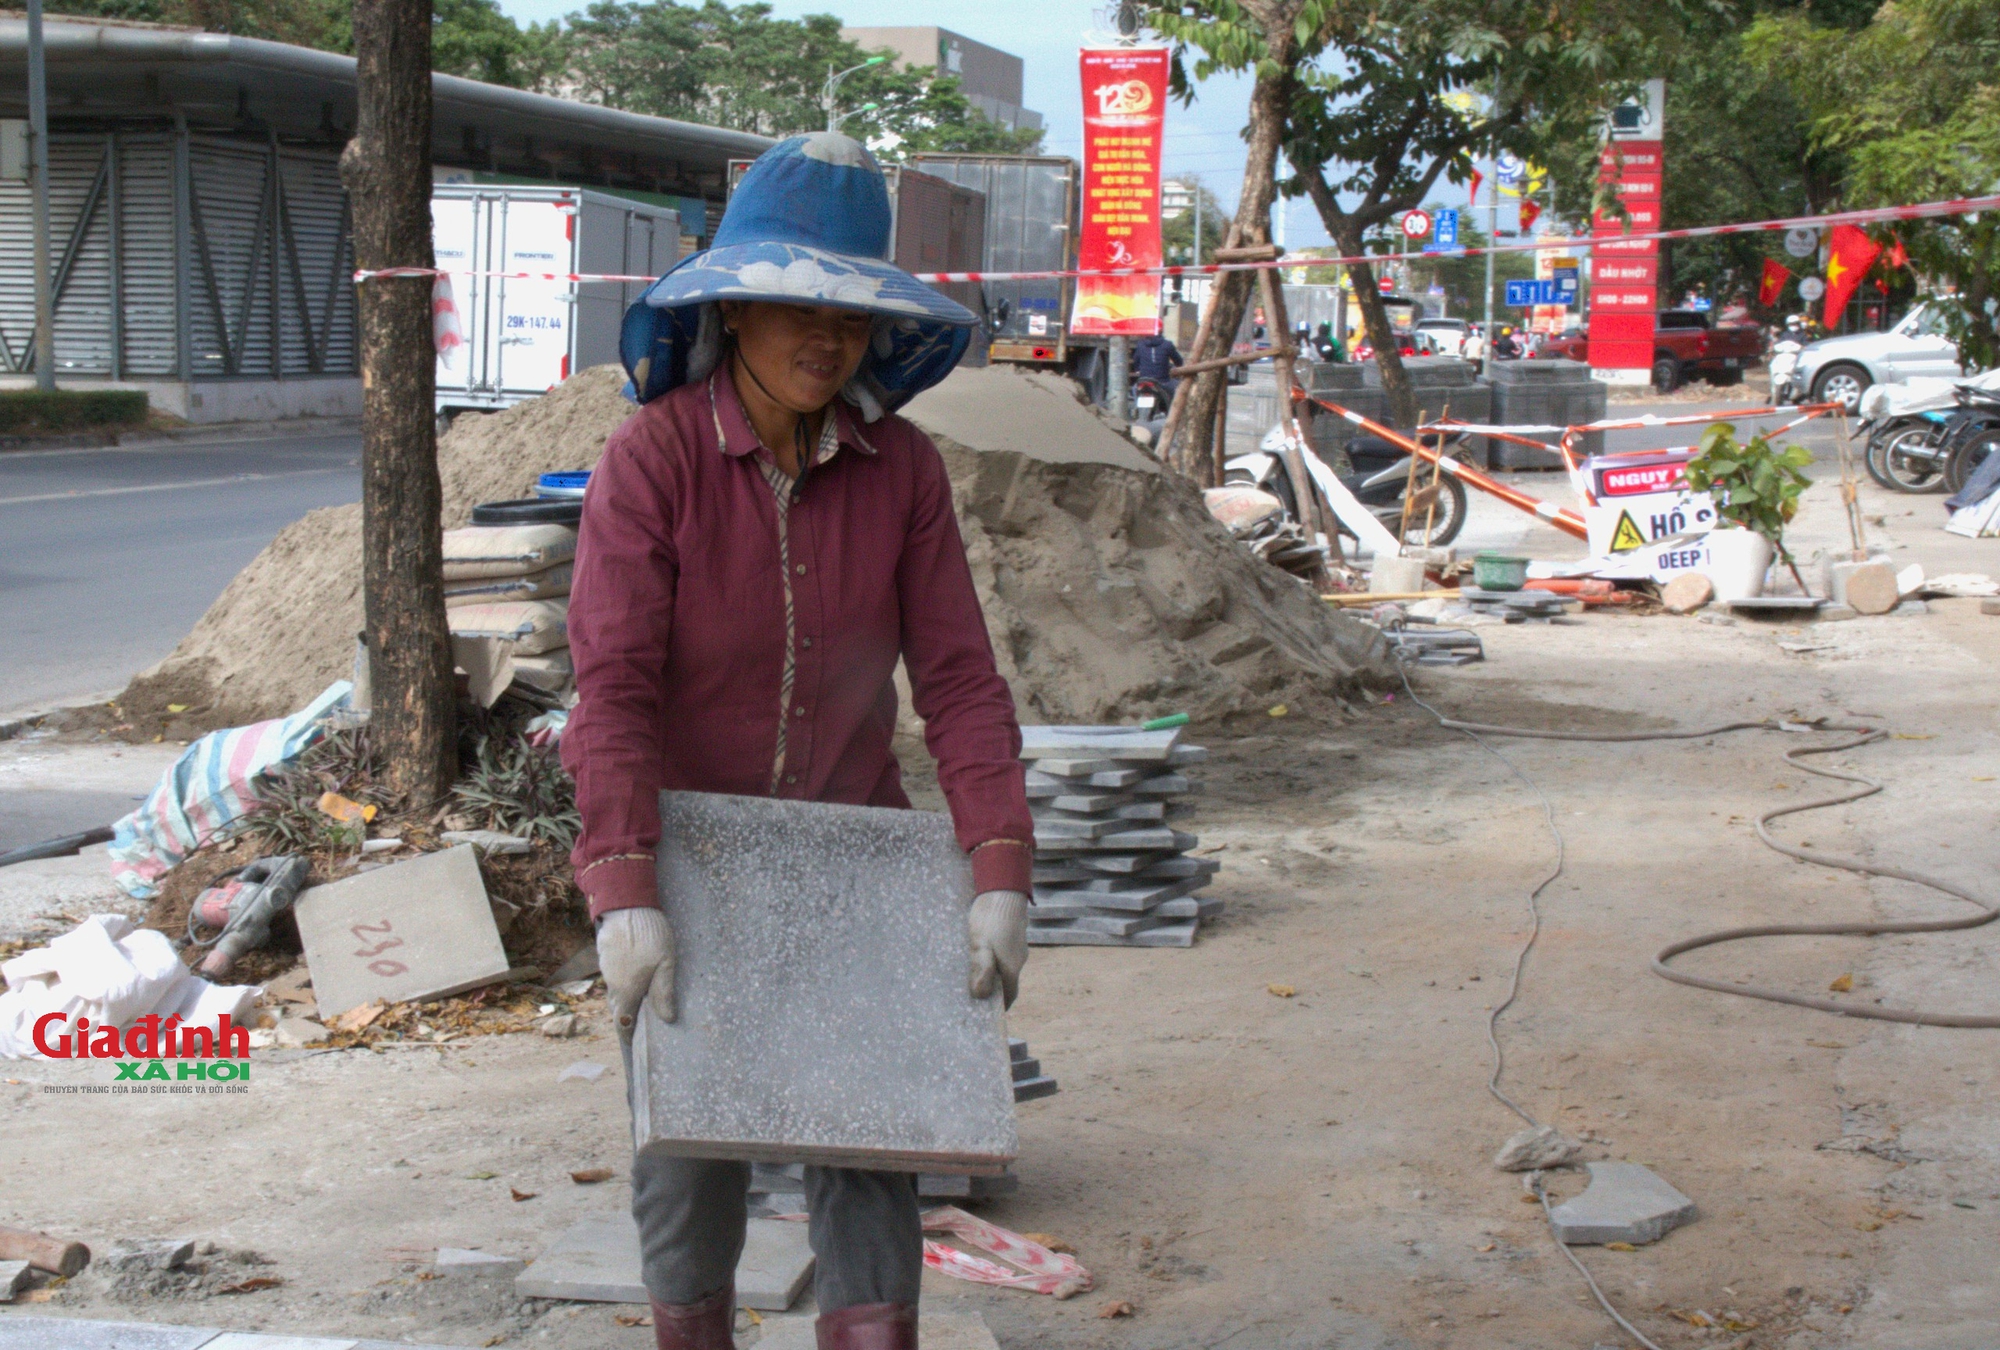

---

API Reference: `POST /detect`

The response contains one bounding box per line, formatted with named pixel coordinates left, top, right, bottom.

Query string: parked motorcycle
left=1226, top=425, right=1468, bottom=548
left=1768, top=333, right=1808, bottom=405
left=1941, top=382, right=2000, bottom=494
left=1857, top=376, right=1962, bottom=493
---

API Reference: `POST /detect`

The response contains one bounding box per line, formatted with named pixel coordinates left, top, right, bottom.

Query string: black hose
left=0, top=825, right=116, bottom=869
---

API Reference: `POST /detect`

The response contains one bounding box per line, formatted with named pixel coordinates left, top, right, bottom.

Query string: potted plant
left=1683, top=422, right=1814, bottom=599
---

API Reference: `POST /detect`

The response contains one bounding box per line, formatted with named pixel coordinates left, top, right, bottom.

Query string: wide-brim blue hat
left=620, top=132, right=977, bottom=417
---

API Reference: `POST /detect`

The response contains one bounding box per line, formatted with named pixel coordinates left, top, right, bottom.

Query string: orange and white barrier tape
left=1298, top=389, right=1591, bottom=540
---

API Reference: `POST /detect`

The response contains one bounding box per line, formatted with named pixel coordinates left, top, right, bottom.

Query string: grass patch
left=0, top=388, right=149, bottom=435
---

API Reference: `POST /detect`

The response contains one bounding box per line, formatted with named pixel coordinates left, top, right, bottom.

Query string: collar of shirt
left=707, top=364, right=877, bottom=472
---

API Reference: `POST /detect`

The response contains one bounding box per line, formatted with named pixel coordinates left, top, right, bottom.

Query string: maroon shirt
left=563, top=366, right=1033, bottom=918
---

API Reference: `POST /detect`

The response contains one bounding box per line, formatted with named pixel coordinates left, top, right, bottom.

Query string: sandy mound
left=126, top=364, right=1388, bottom=729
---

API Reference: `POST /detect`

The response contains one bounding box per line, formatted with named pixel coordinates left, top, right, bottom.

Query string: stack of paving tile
left=1021, top=725, right=1221, bottom=948
left=747, top=1039, right=1056, bottom=1210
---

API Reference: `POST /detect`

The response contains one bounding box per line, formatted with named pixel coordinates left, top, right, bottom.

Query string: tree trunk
left=1171, top=64, right=1292, bottom=477
left=1331, top=223, right=1420, bottom=429
left=340, top=0, right=455, bottom=806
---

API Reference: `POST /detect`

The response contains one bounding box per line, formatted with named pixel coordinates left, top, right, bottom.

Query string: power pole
left=1481, top=159, right=1496, bottom=378
left=340, top=0, right=455, bottom=804
left=27, top=0, right=54, bottom=392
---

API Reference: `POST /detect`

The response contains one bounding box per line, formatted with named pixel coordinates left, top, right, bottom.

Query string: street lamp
left=824, top=56, right=887, bottom=133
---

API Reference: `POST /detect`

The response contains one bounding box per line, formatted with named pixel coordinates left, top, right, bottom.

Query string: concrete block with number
left=513, top=1213, right=813, bottom=1311
left=631, top=792, right=1017, bottom=1174
left=294, top=845, right=510, bottom=1019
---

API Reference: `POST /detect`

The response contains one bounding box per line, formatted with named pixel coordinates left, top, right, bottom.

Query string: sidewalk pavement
left=0, top=1317, right=479, bottom=1349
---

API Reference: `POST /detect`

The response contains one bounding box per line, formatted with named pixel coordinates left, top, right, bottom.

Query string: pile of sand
left=126, top=364, right=1388, bottom=729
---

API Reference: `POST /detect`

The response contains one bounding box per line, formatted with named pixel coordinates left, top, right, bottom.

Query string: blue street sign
left=1505, top=278, right=1579, bottom=307
left=1435, top=209, right=1459, bottom=248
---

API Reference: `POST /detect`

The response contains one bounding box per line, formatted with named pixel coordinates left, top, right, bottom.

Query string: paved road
left=0, top=432, right=362, bottom=718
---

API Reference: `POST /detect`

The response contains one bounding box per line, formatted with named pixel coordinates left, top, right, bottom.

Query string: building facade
left=839, top=26, right=1044, bottom=133
left=0, top=18, right=768, bottom=421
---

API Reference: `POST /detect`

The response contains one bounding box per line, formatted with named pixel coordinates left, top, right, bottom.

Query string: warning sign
left=1608, top=511, right=1648, bottom=552
left=1584, top=489, right=1717, bottom=557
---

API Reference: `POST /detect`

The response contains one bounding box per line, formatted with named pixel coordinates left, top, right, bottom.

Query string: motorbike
left=1856, top=376, right=1964, bottom=493
left=1768, top=333, right=1807, bottom=404
left=1225, top=424, right=1468, bottom=548
left=1941, top=382, right=2000, bottom=495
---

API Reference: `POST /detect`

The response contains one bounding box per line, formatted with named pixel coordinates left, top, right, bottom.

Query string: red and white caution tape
left=920, top=1206, right=1092, bottom=1298
left=353, top=192, right=2000, bottom=286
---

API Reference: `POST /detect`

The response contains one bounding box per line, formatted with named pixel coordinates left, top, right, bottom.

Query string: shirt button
left=801, top=636, right=812, bottom=649
left=784, top=774, right=798, bottom=785
left=794, top=563, right=806, bottom=576
left=794, top=706, right=806, bottom=717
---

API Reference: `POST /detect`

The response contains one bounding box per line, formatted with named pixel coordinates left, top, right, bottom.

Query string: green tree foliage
left=1747, top=0, right=2000, bottom=368
left=551, top=1, right=1040, bottom=152
left=48, top=0, right=555, bottom=88
left=1149, top=0, right=1683, bottom=424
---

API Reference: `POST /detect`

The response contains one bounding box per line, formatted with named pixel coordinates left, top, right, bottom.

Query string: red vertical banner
left=1588, top=139, right=1663, bottom=374
left=1073, top=47, right=1168, bottom=336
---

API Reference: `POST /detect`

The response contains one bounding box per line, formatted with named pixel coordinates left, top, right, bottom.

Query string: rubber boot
left=651, top=1283, right=734, bottom=1350
left=815, top=1301, right=918, bottom=1350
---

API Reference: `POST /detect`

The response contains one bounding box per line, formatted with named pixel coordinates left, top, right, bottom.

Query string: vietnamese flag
left=1519, top=199, right=1542, bottom=232
left=1758, top=257, right=1791, bottom=306
left=1822, top=224, right=1882, bottom=327
left=1468, top=168, right=1483, bottom=205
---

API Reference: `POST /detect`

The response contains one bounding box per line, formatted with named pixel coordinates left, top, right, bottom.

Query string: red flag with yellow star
left=1822, top=225, right=1882, bottom=327
left=1758, top=258, right=1790, bottom=307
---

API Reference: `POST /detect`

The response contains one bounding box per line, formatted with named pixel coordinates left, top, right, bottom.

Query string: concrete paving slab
left=512, top=1213, right=812, bottom=1311
left=750, top=1310, right=999, bottom=1350
left=199, top=1336, right=357, bottom=1350
left=1020, top=727, right=1181, bottom=761
left=1027, top=919, right=1199, bottom=947
left=0, top=1320, right=222, bottom=1350
left=1034, top=827, right=1196, bottom=854
left=0, top=1263, right=29, bottom=1299
left=1031, top=876, right=1203, bottom=912
left=432, top=1249, right=524, bottom=1279
left=1024, top=767, right=1145, bottom=790
left=293, top=845, right=510, bottom=1019
left=1548, top=1162, right=1698, bottom=1245
left=632, top=792, right=1016, bottom=1174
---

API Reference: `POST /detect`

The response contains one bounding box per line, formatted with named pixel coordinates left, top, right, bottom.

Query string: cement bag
left=442, top=524, right=578, bottom=580
left=445, top=561, right=573, bottom=608
left=107, top=681, right=353, bottom=900
left=0, top=915, right=259, bottom=1060
left=447, top=599, right=569, bottom=655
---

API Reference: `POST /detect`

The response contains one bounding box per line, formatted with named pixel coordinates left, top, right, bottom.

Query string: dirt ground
left=5, top=423, right=1999, bottom=1349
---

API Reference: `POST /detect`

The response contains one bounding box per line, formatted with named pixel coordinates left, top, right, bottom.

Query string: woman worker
left=561, top=133, right=1034, bottom=1350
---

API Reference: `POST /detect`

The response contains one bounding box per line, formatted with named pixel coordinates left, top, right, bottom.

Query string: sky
left=491, top=0, right=1352, bottom=246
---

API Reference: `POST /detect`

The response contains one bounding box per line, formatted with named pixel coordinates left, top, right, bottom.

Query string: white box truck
left=432, top=185, right=681, bottom=416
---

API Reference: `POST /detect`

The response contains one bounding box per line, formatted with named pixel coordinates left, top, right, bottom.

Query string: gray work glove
left=967, top=889, right=1029, bottom=1008
left=597, top=906, right=676, bottom=1029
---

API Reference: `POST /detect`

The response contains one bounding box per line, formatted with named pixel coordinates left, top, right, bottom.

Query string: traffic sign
left=1401, top=209, right=1432, bottom=239
left=1505, top=278, right=1578, bottom=307
left=1434, top=209, right=1459, bottom=248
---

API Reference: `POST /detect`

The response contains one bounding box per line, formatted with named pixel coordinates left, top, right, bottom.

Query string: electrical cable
left=1392, top=657, right=2000, bottom=1347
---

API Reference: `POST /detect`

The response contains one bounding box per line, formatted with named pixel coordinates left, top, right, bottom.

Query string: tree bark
left=340, top=0, right=455, bottom=806
left=1170, top=61, right=1293, bottom=478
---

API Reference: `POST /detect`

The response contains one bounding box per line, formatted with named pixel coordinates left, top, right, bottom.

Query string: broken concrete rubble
left=1547, top=1162, right=1698, bottom=1246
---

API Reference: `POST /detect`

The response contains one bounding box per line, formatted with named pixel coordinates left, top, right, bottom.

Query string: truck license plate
left=1724, top=357, right=1740, bottom=367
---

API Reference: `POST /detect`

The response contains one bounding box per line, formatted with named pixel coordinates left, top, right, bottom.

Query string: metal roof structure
left=0, top=16, right=773, bottom=199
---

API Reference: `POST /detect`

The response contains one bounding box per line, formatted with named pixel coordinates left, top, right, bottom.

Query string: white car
left=1416, top=317, right=1470, bottom=357
left=1795, top=303, right=1972, bottom=411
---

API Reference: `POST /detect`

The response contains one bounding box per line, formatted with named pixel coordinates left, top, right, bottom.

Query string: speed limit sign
left=1401, top=209, right=1433, bottom=239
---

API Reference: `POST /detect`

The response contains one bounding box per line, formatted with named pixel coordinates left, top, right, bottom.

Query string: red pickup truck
left=1540, top=310, right=1763, bottom=391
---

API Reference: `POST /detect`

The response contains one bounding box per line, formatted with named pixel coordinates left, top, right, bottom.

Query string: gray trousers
left=631, top=1147, right=924, bottom=1311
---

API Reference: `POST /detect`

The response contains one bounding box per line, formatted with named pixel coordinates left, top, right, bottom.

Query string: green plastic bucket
left=1472, top=553, right=1529, bottom=591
